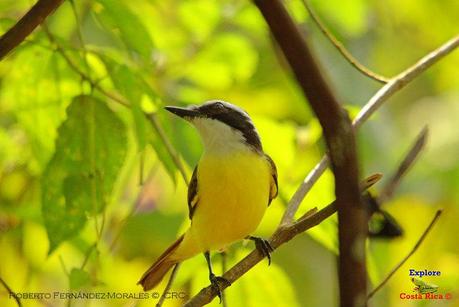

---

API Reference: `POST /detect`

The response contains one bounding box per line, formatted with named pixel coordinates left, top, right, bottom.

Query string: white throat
left=191, top=117, right=250, bottom=154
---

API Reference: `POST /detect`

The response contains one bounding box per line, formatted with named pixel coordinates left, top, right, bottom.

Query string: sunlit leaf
left=103, top=58, right=152, bottom=150
left=42, top=95, right=127, bottom=253
left=94, top=0, right=154, bottom=61
left=0, top=47, right=78, bottom=170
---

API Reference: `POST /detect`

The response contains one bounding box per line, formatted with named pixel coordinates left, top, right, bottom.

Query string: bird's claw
left=250, top=236, right=274, bottom=265
left=209, top=273, right=231, bottom=303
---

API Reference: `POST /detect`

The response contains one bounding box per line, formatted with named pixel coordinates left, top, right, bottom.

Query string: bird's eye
left=212, top=102, right=226, bottom=113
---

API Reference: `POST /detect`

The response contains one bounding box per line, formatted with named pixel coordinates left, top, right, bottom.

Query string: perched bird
left=138, top=101, right=278, bottom=300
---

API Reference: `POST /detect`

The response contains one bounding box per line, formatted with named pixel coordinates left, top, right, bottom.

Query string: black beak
left=164, top=106, right=200, bottom=119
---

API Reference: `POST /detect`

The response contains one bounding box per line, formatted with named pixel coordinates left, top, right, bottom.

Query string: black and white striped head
left=165, top=100, right=262, bottom=153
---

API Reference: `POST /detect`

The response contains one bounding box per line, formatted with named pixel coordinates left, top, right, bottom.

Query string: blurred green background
left=1, top=0, right=458, bottom=306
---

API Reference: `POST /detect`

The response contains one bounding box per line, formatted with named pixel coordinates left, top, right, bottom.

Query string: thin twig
left=281, top=35, right=459, bottom=226
left=139, top=150, right=145, bottom=186
left=353, top=36, right=459, bottom=129
left=0, top=0, right=64, bottom=60
left=379, top=126, right=429, bottom=203
left=58, top=255, right=69, bottom=276
left=146, top=114, right=189, bottom=185
left=302, top=0, right=389, bottom=83
left=184, top=174, right=381, bottom=306
left=155, top=264, right=181, bottom=307
left=0, top=277, right=22, bottom=307
left=80, top=243, right=97, bottom=270
left=367, top=209, right=443, bottom=300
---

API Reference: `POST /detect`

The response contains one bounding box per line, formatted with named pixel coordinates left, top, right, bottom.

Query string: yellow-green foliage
left=1, top=0, right=458, bottom=306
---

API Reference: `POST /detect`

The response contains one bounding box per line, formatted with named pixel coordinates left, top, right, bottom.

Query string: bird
left=138, top=100, right=278, bottom=300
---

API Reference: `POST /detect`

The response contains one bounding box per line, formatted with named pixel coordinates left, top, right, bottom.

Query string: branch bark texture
left=0, top=0, right=64, bottom=61
left=254, top=1, right=366, bottom=306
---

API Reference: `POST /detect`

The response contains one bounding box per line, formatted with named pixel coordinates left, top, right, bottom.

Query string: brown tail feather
left=138, top=235, right=184, bottom=291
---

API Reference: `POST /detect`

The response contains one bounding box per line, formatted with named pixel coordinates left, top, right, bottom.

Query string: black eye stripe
left=211, top=112, right=262, bottom=151
left=196, top=100, right=263, bottom=151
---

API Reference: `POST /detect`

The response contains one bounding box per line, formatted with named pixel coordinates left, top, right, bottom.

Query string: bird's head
left=165, top=100, right=262, bottom=153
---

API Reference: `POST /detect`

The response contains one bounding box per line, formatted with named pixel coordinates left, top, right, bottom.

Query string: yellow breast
left=189, top=150, right=271, bottom=251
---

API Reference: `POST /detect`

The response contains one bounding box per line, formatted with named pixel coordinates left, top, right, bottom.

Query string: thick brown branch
left=254, top=1, right=365, bottom=306
left=0, top=0, right=64, bottom=61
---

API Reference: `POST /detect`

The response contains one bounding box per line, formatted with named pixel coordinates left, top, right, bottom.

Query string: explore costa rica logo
left=399, top=269, right=452, bottom=300
left=411, top=277, right=438, bottom=294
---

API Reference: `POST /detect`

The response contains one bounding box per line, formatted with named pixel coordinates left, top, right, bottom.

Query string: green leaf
left=69, top=268, right=91, bottom=289
left=42, top=95, right=127, bottom=253
left=0, top=47, right=79, bottom=169
left=104, top=60, right=150, bottom=150
left=94, top=0, right=154, bottom=60
left=100, top=56, right=177, bottom=183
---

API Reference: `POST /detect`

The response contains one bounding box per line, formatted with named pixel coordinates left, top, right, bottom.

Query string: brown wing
left=187, top=165, right=199, bottom=219
left=265, top=154, right=278, bottom=205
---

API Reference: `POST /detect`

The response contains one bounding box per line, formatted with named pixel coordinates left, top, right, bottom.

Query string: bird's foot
left=249, top=236, right=274, bottom=265
left=209, top=273, right=231, bottom=303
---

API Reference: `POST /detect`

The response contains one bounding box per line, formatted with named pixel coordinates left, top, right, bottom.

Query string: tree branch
left=353, top=36, right=459, bottom=129
left=379, top=126, right=429, bottom=203
left=0, top=276, right=22, bottom=307
left=184, top=174, right=381, bottom=307
left=254, top=1, right=366, bottom=306
left=281, top=35, right=459, bottom=226
left=147, top=114, right=189, bottom=184
left=156, top=263, right=181, bottom=307
left=302, top=0, right=389, bottom=83
left=367, top=209, right=443, bottom=300
left=0, top=0, right=64, bottom=61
